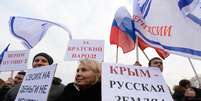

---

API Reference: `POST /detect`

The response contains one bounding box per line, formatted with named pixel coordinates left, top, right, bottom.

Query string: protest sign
left=102, top=63, right=173, bottom=101
left=64, top=39, right=104, bottom=61
left=0, top=50, right=30, bottom=71
left=15, top=64, right=57, bottom=101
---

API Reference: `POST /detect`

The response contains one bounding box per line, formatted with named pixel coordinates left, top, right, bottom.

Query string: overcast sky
left=0, top=0, right=201, bottom=90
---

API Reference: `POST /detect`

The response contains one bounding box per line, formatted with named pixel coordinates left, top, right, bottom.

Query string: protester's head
left=184, top=87, right=201, bottom=99
left=179, top=79, right=191, bottom=89
left=148, top=57, right=163, bottom=72
left=14, top=71, right=26, bottom=85
left=32, top=52, right=53, bottom=68
left=4, top=78, right=14, bottom=88
left=0, top=78, right=5, bottom=87
left=184, top=87, right=196, bottom=97
left=75, top=59, right=101, bottom=89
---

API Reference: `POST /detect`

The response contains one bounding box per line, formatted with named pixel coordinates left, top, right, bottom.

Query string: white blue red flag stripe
left=133, top=0, right=201, bottom=59
left=110, top=7, right=136, bottom=53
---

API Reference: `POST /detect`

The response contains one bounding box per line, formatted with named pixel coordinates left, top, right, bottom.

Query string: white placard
left=0, top=50, right=30, bottom=71
left=15, top=64, right=57, bottom=101
left=102, top=63, right=173, bottom=101
left=64, top=39, right=104, bottom=61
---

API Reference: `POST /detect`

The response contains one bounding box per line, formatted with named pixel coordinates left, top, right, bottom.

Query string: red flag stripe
left=110, top=27, right=135, bottom=53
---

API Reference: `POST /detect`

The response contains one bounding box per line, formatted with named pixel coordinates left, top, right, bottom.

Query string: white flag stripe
left=9, top=16, right=72, bottom=49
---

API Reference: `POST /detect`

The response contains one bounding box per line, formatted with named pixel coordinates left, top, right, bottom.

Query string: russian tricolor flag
left=110, top=7, right=136, bottom=53
left=110, top=7, right=169, bottom=59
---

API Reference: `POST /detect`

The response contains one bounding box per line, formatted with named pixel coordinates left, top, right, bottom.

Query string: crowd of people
left=142, top=57, right=201, bottom=101
left=172, top=79, right=201, bottom=101
left=0, top=52, right=201, bottom=101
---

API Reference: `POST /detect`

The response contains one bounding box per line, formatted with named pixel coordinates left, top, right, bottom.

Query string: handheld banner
left=0, top=50, right=30, bottom=72
left=15, top=64, right=57, bottom=101
left=64, top=39, right=104, bottom=61
left=102, top=63, right=173, bottom=101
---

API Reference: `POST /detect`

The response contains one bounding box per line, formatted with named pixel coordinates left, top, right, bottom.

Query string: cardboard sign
left=0, top=50, right=30, bottom=71
left=64, top=39, right=104, bottom=61
left=102, top=63, right=173, bottom=101
left=15, top=64, right=57, bottom=101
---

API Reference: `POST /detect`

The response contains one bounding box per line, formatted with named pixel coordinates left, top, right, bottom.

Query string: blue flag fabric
left=0, top=44, right=10, bottom=64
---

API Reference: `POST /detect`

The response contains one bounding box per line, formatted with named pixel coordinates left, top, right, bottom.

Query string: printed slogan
left=102, top=63, right=173, bottom=101
left=15, top=64, right=57, bottom=101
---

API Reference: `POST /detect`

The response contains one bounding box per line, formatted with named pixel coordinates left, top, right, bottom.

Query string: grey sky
left=0, top=0, right=201, bottom=91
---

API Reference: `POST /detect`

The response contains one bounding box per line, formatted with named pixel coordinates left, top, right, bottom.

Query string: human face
left=14, top=74, right=24, bottom=85
left=5, top=78, right=14, bottom=87
left=32, top=56, right=49, bottom=68
left=75, top=64, right=97, bottom=89
left=149, top=59, right=163, bottom=72
left=185, top=88, right=196, bottom=97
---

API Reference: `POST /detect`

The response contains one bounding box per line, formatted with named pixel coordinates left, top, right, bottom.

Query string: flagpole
left=137, top=36, right=149, bottom=61
left=116, top=46, right=118, bottom=64
left=133, top=19, right=140, bottom=63
left=11, top=70, right=14, bottom=79
left=188, top=58, right=201, bottom=88
left=136, top=37, right=139, bottom=61
left=134, top=20, right=149, bottom=62
left=141, top=49, right=150, bottom=61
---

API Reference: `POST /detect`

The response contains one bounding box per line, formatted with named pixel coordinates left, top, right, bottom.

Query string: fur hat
left=179, top=79, right=190, bottom=88
left=33, top=53, right=53, bottom=65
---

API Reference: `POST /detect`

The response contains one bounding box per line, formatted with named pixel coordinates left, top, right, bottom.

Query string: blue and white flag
left=0, top=44, right=10, bottom=64
left=133, top=0, right=201, bottom=59
left=9, top=16, right=72, bottom=49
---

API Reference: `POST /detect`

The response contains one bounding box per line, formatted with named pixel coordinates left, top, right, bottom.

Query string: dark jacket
left=0, top=85, right=12, bottom=101
left=59, top=82, right=101, bottom=101
left=3, top=84, right=20, bottom=101
left=3, top=77, right=64, bottom=101
left=47, top=77, right=65, bottom=101
left=183, top=97, right=201, bottom=101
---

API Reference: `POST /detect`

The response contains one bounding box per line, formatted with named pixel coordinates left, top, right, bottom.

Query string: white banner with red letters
left=64, top=39, right=104, bottom=61
left=102, top=63, right=173, bottom=101
left=0, top=50, right=30, bottom=71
